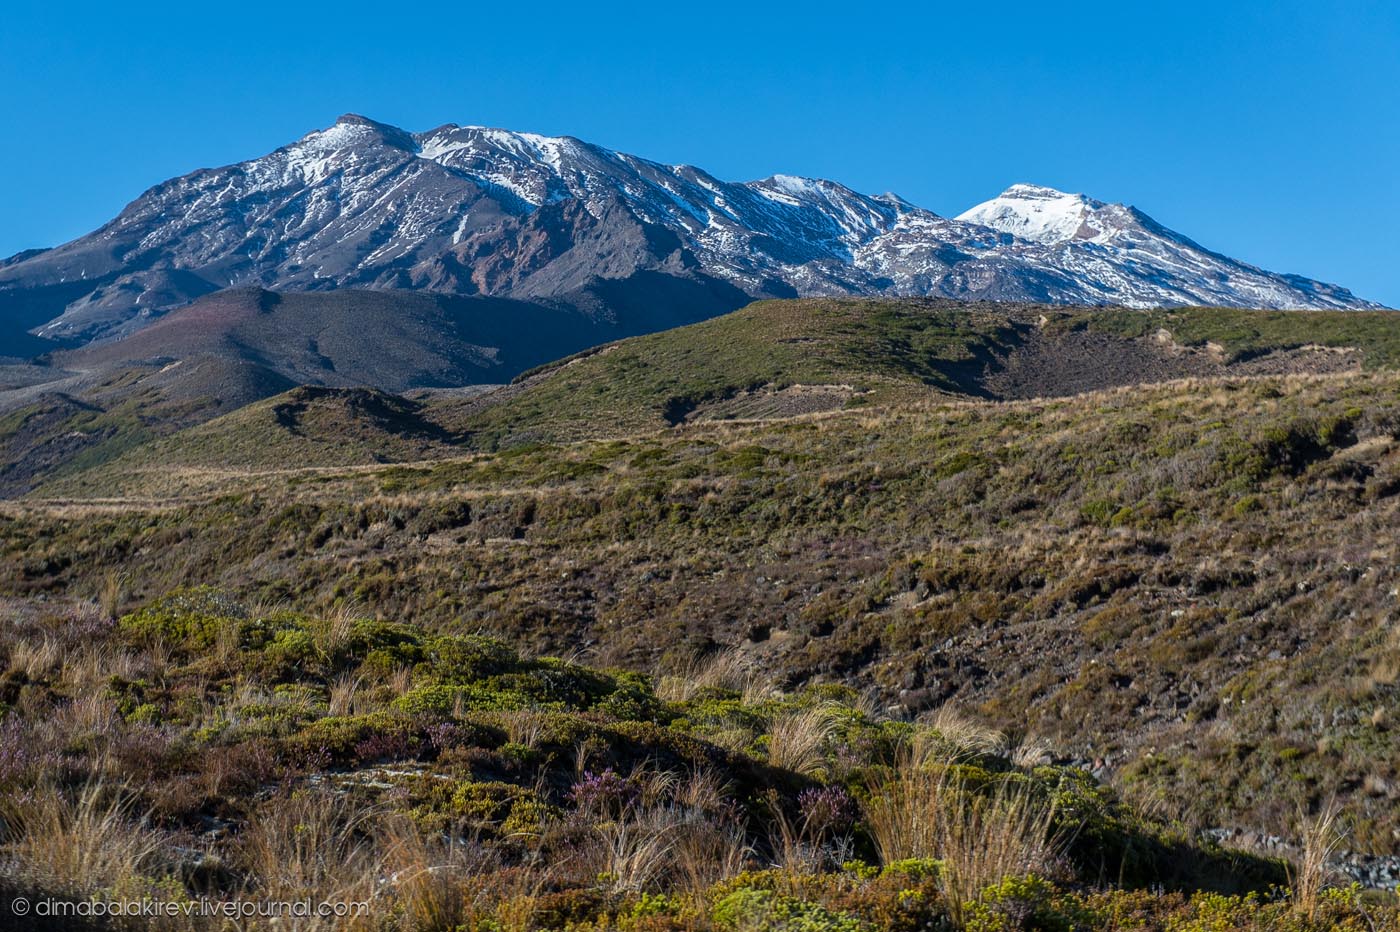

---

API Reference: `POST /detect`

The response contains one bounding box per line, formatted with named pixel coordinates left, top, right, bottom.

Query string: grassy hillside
left=444, top=300, right=1400, bottom=448
left=41, top=299, right=1400, bottom=496
left=36, top=386, right=475, bottom=498
left=0, top=285, right=734, bottom=497
left=7, top=367, right=1400, bottom=855
left=0, top=357, right=296, bottom=497
left=5, top=589, right=1352, bottom=932
left=443, top=298, right=1026, bottom=446
left=7, top=299, right=1400, bottom=928
left=54, top=287, right=640, bottom=390
left=1080, top=307, right=1400, bottom=363
left=22, top=298, right=1018, bottom=495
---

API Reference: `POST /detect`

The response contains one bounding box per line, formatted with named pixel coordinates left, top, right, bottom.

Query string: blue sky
left=3, top=0, right=1397, bottom=305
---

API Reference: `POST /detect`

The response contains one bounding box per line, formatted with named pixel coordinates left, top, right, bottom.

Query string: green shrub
left=393, top=683, right=536, bottom=715
left=712, top=888, right=870, bottom=932
left=289, top=711, right=416, bottom=761
left=420, top=634, right=522, bottom=683
left=961, top=874, right=1088, bottom=932
left=339, top=618, right=423, bottom=666
left=592, top=671, right=667, bottom=723
left=118, top=586, right=240, bottom=651
left=264, top=627, right=316, bottom=667
left=450, top=780, right=534, bottom=822
left=882, top=858, right=943, bottom=883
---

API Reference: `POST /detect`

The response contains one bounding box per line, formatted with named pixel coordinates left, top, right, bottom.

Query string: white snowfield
left=11, top=115, right=1382, bottom=343
left=957, top=184, right=1109, bottom=245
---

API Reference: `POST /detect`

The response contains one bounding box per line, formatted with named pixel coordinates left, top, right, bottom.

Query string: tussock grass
left=657, top=648, right=761, bottom=703
left=0, top=781, right=167, bottom=897
left=919, top=706, right=1008, bottom=763
left=7, top=635, right=62, bottom=680
left=766, top=704, right=840, bottom=778
left=235, top=790, right=380, bottom=922
left=866, top=762, right=1067, bottom=927
left=98, top=569, right=127, bottom=619
left=380, top=817, right=498, bottom=932
left=328, top=671, right=365, bottom=717
left=1289, top=800, right=1346, bottom=921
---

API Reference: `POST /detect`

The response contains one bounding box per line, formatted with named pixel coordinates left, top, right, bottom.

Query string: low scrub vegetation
left=2, top=590, right=1390, bottom=930
left=8, top=370, right=1400, bottom=854
left=6, top=300, right=1400, bottom=927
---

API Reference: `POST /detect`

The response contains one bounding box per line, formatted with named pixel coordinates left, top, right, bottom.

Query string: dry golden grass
left=57, top=640, right=141, bottom=699
left=318, top=600, right=361, bottom=657
left=766, top=704, right=839, bottom=778
left=497, top=709, right=547, bottom=748
left=97, top=569, right=128, bottom=619
left=0, top=781, right=166, bottom=896
left=387, top=664, right=416, bottom=698
left=587, top=800, right=752, bottom=895
left=675, top=768, right=731, bottom=813
left=328, top=671, right=365, bottom=717
left=865, top=763, right=944, bottom=864
left=631, top=766, right=681, bottom=809
left=656, top=647, right=761, bottom=703
left=235, top=790, right=381, bottom=929
left=1289, top=800, right=1346, bottom=921
left=1009, top=735, right=1057, bottom=769
left=672, top=816, right=751, bottom=893
left=866, top=761, right=1066, bottom=926
left=918, top=706, right=1008, bottom=763
left=6, top=635, right=62, bottom=680
left=53, top=691, right=120, bottom=744
left=379, top=816, right=498, bottom=932
left=591, top=806, right=685, bottom=893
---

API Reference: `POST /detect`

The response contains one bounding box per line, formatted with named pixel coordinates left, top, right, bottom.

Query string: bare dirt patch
left=1227, top=343, right=1362, bottom=377
left=981, top=327, right=1363, bottom=400
left=684, top=384, right=860, bottom=422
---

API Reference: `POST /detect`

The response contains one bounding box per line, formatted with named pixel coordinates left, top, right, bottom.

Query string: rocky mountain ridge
left=1, top=114, right=1380, bottom=353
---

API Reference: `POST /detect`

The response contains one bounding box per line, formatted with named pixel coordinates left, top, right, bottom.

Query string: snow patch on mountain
left=957, top=184, right=1103, bottom=244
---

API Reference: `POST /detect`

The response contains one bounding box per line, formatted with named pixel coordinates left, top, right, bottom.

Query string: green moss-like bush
left=118, top=586, right=241, bottom=651
left=962, top=874, right=1091, bottom=932
left=450, top=780, right=536, bottom=822
left=288, top=711, right=418, bottom=761
left=420, top=634, right=523, bottom=683
left=881, top=858, right=942, bottom=883
left=393, top=683, right=537, bottom=715
left=712, top=888, right=871, bottom=932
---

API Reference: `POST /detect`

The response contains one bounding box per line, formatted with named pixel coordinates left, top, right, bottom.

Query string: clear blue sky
left=3, top=0, right=1397, bottom=305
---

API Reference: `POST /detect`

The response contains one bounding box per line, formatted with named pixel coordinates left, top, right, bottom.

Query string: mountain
left=49, top=286, right=690, bottom=390
left=0, top=115, right=1380, bottom=352
left=953, top=184, right=1367, bottom=309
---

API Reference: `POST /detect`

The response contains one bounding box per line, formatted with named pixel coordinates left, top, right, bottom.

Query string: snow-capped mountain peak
left=2, top=116, right=1382, bottom=344
left=957, top=184, right=1107, bottom=245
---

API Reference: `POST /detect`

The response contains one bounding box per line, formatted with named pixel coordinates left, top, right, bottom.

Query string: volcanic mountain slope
left=0, top=114, right=1380, bottom=351
left=34, top=299, right=1400, bottom=499
left=0, top=284, right=719, bottom=496
left=49, top=286, right=653, bottom=389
